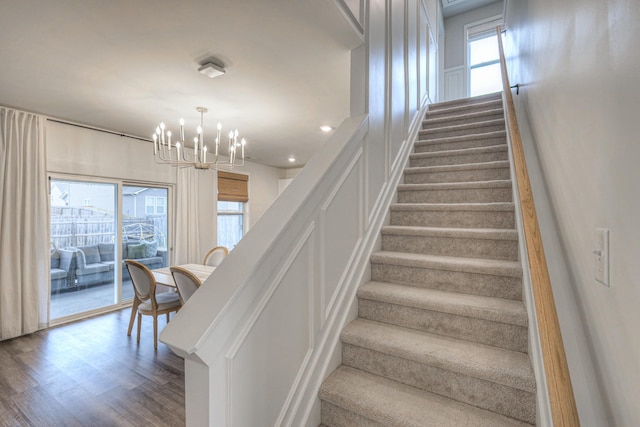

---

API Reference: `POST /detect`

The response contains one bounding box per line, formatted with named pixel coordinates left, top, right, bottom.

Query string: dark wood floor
left=0, top=309, right=185, bottom=426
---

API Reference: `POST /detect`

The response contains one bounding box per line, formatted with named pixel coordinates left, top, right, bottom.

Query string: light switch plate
left=594, top=228, right=609, bottom=286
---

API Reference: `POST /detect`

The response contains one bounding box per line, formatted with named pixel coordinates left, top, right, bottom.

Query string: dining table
left=152, top=263, right=216, bottom=288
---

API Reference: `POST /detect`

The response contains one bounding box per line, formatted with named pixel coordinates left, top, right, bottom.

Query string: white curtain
left=174, top=167, right=202, bottom=264
left=0, top=108, right=49, bottom=340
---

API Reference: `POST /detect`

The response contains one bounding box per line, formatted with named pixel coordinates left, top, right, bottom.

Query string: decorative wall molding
left=444, top=65, right=465, bottom=101
left=320, top=147, right=364, bottom=322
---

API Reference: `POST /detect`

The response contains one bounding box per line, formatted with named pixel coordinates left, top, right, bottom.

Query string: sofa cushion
left=76, top=263, right=110, bottom=276
left=144, top=240, right=158, bottom=258
left=51, top=252, right=60, bottom=269
left=58, top=248, right=77, bottom=271
left=78, top=245, right=101, bottom=265
left=127, top=243, right=146, bottom=259
left=50, top=268, right=67, bottom=280
left=98, top=243, right=115, bottom=261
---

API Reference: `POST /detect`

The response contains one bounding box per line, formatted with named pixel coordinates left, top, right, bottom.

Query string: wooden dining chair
left=125, top=259, right=181, bottom=350
left=170, top=266, right=202, bottom=304
left=202, top=245, right=229, bottom=267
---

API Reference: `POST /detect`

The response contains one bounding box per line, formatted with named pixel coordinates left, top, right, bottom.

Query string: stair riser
left=423, top=111, right=504, bottom=128
left=342, top=345, right=535, bottom=424
left=321, top=401, right=382, bottom=427
left=404, top=167, right=510, bottom=184
left=415, top=137, right=506, bottom=153
left=358, top=299, right=528, bottom=352
left=410, top=151, right=508, bottom=167
left=381, top=234, right=518, bottom=261
left=390, top=209, right=516, bottom=229
left=398, top=187, right=513, bottom=203
left=420, top=123, right=505, bottom=140
left=370, top=262, right=522, bottom=300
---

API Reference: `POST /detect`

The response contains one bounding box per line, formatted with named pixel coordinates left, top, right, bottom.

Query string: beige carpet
left=319, top=92, right=536, bottom=426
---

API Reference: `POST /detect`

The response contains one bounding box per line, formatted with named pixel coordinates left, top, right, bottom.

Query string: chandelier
left=152, top=107, right=245, bottom=170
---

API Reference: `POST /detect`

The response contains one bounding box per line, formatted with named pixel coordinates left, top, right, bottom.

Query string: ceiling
left=0, top=1, right=360, bottom=168
left=441, top=0, right=501, bottom=18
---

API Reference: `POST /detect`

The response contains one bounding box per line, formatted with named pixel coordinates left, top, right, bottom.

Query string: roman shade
left=217, top=171, right=249, bottom=202
left=467, top=19, right=504, bottom=42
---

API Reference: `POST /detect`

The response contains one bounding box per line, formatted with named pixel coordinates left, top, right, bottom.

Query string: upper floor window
left=467, top=18, right=504, bottom=97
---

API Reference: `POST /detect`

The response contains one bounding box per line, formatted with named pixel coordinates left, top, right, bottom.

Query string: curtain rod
left=46, top=118, right=152, bottom=143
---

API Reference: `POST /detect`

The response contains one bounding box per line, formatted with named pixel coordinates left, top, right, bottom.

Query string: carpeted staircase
left=319, top=92, right=536, bottom=426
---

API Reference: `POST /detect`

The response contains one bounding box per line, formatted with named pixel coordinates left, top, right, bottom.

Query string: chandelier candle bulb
left=167, top=130, right=172, bottom=150
left=216, top=122, right=221, bottom=159
left=179, top=118, right=185, bottom=142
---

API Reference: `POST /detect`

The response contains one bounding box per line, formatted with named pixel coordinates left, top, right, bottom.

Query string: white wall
left=443, top=0, right=503, bottom=99
left=504, top=0, right=640, bottom=425
left=46, top=120, right=284, bottom=260
left=236, top=160, right=286, bottom=228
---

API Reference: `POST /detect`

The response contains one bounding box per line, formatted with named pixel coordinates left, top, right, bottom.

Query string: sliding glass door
left=50, top=179, right=118, bottom=320
left=122, top=185, right=169, bottom=300
left=49, top=179, right=171, bottom=322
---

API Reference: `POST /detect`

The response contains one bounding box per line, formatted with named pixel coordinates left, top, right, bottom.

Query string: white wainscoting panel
left=321, top=148, right=364, bottom=321
left=227, top=224, right=315, bottom=427
left=444, top=66, right=465, bottom=101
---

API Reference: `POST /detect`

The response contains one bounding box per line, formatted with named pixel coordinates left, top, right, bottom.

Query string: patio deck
left=50, top=280, right=135, bottom=320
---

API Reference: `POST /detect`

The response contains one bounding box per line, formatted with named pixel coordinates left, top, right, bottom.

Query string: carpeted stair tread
left=342, top=319, right=535, bottom=391
left=416, top=129, right=506, bottom=144
left=390, top=202, right=515, bottom=212
left=428, top=92, right=502, bottom=111
left=410, top=144, right=507, bottom=160
left=419, top=118, right=505, bottom=137
left=358, top=281, right=528, bottom=327
left=381, top=225, right=518, bottom=240
left=320, top=366, right=532, bottom=427
left=423, top=108, right=504, bottom=127
left=390, top=205, right=516, bottom=229
left=425, top=101, right=505, bottom=120
left=405, top=160, right=510, bottom=174
left=370, top=251, right=522, bottom=278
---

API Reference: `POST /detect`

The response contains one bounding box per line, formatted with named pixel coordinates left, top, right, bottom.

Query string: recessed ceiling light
left=320, top=125, right=334, bottom=132
left=288, top=157, right=296, bottom=162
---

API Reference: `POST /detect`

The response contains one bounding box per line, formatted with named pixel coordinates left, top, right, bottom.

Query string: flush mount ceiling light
left=288, top=157, right=296, bottom=163
left=198, top=62, right=225, bottom=78
left=320, top=125, right=334, bottom=132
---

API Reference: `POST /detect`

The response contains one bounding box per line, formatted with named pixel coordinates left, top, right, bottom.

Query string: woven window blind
left=217, top=171, right=249, bottom=202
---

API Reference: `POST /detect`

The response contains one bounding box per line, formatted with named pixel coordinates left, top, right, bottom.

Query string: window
left=145, top=196, right=167, bottom=214
left=217, top=171, right=249, bottom=249
left=466, top=18, right=504, bottom=97
left=156, top=197, right=166, bottom=214
left=217, top=201, right=244, bottom=249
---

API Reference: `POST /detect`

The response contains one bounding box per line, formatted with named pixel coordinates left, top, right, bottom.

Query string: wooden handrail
left=496, top=28, right=580, bottom=426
